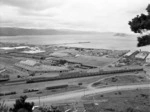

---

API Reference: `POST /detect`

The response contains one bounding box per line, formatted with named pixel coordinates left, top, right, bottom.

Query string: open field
left=83, top=88, right=150, bottom=112
left=0, top=57, right=29, bottom=80
left=92, top=71, right=150, bottom=87
left=0, top=57, right=20, bottom=66
left=62, top=55, right=117, bottom=67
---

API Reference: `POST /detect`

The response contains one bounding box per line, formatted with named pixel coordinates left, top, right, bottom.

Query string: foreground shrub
left=0, top=101, right=9, bottom=112
left=11, top=95, right=34, bottom=112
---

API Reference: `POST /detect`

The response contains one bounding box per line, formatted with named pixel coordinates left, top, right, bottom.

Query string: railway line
left=26, top=68, right=143, bottom=83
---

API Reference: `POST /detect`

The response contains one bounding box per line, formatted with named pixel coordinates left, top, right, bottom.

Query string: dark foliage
left=50, top=106, right=61, bottom=112
left=129, top=4, right=150, bottom=47
left=137, top=35, right=150, bottom=47
left=146, top=4, right=150, bottom=14
left=12, top=95, right=34, bottom=112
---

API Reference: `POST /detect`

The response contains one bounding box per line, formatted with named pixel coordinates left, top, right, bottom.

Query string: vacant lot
left=83, top=89, right=150, bottom=112
left=63, top=55, right=117, bottom=67
left=92, top=72, right=150, bottom=87
left=0, top=57, right=28, bottom=80
left=0, top=57, right=20, bottom=67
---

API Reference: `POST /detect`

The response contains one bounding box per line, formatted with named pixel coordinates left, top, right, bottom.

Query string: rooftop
left=124, top=50, right=137, bottom=56
left=135, top=52, right=148, bottom=59
left=20, top=60, right=38, bottom=66
left=146, top=54, right=150, bottom=58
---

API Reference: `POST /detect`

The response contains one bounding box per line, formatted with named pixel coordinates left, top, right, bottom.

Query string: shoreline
left=0, top=42, right=130, bottom=51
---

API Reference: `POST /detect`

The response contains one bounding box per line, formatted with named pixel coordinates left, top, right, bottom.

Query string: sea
left=0, top=33, right=139, bottom=50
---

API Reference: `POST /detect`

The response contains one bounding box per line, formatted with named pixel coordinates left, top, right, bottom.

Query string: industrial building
left=135, top=52, right=148, bottom=60
left=146, top=54, right=150, bottom=63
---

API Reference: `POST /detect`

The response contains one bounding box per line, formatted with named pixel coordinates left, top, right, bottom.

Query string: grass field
left=83, top=88, right=150, bottom=112
left=0, top=57, right=29, bottom=80
left=92, top=72, right=150, bottom=87
left=63, top=55, right=117, bottom=67
left=0, top=57, right=20, bottom=66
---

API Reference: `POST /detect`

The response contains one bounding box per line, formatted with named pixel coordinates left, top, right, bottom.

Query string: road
left=4, top=83, right=150, bottom=105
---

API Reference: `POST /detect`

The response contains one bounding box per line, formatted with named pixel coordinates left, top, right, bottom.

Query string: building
left=146, top=54, right=150, bottom=63
left=19, top=60, right=38, bottom=66
left=135, top=52, right=148, bottom=60
left=124, top=50, right=138, bottom=57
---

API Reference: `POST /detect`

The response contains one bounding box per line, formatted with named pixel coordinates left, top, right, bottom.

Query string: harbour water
left=0, top=33, right=137, bottom=50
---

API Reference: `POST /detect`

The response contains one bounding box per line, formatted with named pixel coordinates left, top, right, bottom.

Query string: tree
left=12, top=95, right=34, bottom=112
left=129, top=4, right=150, bottom=47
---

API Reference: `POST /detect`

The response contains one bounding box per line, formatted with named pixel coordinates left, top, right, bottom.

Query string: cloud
left=1, top=0, right=66, bottom=11
left=19, top=8, right=57, bottom=17
left=0, top=0, right=150, bottom=33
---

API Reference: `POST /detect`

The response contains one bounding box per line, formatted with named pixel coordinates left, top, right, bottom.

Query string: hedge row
left=46, top=85, right=68, bottom=90
left=0, top=78, right=9, bottom=82
left=23, top=89, right=39, bottom=93
left=0, top=92, right=16, bottom=96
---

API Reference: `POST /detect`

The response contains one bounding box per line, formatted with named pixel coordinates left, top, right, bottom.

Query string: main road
left=4, top=83, right=150, bottom=106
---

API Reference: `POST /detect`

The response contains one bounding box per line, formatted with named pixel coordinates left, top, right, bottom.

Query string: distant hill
left=0, top=27, right=101, bottom=36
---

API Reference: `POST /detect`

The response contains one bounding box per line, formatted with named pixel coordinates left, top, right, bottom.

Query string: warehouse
left=146, top=54, right=150, bottom=63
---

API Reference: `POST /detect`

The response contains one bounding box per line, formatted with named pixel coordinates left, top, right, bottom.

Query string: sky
left=0, top=0, right=150, bottom=33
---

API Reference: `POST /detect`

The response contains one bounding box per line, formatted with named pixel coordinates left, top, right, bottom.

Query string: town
left=0, top=42, right=150, bottom=112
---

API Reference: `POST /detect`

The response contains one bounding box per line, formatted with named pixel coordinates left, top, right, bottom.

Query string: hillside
left=0, top=27, right=100, bottom=36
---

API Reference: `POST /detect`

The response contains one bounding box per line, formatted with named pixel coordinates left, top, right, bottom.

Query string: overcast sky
left=0, top=0, right=149, bottom=33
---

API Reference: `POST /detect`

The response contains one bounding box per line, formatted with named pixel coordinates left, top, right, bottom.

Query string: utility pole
left=84, top=88, right=85, bottom=96
left=39, top=96, right=41, bottom=106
